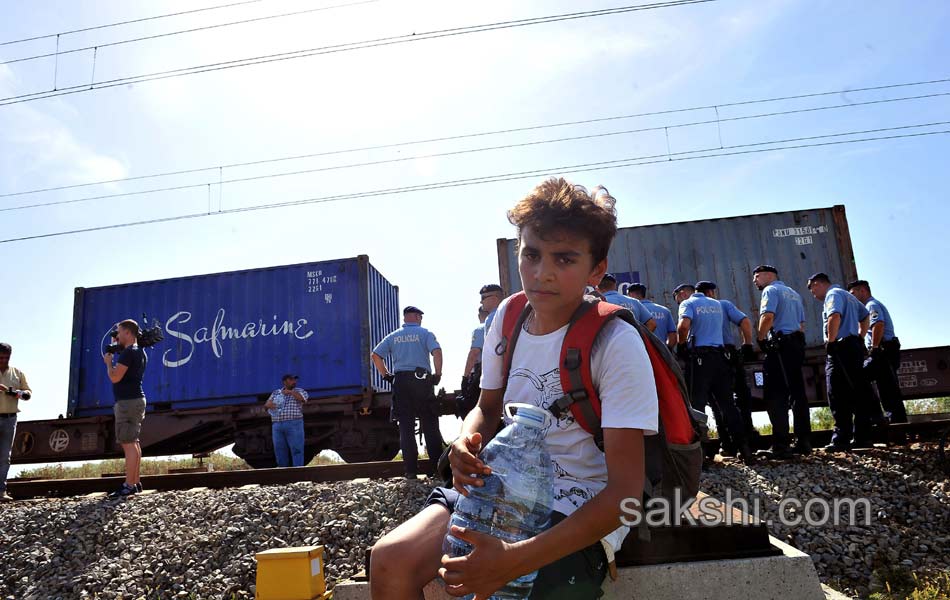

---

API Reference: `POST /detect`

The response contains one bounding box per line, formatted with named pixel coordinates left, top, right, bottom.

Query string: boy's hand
left=439, top=527, right=523, bottom=599
left=448, top=432, right=491, bottom=496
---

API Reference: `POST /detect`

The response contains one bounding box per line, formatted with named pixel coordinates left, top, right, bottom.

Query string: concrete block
left=331, top=536, right=826, bottom=600
left=596, top=536, right=825, bottom=600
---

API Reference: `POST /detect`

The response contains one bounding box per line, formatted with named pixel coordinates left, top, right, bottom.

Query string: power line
left=4, top=89, right=947, bottom=213
left=0, top=0, right=271, bottom=47
left=1, top=0, right=380, bottom=66
left=2, top=121, right=946, bottom=244
left=4, top=75, right=947, bottom=200
left=0, top=0, right=716, bottom=107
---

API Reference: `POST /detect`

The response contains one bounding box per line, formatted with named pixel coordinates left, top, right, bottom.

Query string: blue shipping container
left=68, top=256, right=399, bottom=417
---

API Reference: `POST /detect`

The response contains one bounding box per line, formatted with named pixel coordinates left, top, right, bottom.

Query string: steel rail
left=6, top=458, right=435, bottom=500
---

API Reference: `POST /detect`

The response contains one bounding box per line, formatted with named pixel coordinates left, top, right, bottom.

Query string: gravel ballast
left=1, top=443, right=947, bottom=599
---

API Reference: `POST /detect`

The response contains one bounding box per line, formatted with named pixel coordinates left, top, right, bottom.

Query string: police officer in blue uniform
left=479, top=284, right=504, bottom=336
left=848, top=280, right=908, bottom=424
left=371, top=306, right=444, bottom=477
left=807, top=273, right=874, bottom=451
left=598, top=274, right=656, bottom=332
left=753, top=265, right=810, bottom=458
left=627, top=283, right=677, bottom=348
left=674, top=283, right=753, bottom=462
left=696, top=281, right=758, bottom=443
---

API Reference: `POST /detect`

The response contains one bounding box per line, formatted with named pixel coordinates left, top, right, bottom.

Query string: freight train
left=11, top=206, right=950, bottom=468
left=11, top=255, right=415, bottom=468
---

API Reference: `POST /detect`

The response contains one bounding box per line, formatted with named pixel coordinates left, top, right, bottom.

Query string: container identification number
left=306, top=270, right=337, bottom=293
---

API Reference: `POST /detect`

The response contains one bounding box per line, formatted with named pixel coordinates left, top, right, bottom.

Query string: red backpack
left=497, top=291, right=706, bottom=502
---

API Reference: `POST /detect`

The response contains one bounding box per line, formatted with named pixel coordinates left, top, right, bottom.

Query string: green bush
left=810, top=406, right=835, bottom=429
left=906, top=397, right=950, bottom=416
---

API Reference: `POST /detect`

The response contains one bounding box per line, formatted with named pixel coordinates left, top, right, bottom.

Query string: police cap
left=673, top=283, right=694, bottom=295
left=752, top=265, right=778, bottom=275
left=479, top=284, right=503, bottom=295
left=628, top=282, right=647, bottom=296
left=846, top=279, right=870, bottom=291
left=695, top=280, right=717, bottom=293
left=282, top=373, right=299, bottom=381
left=403, top=306, right=424, bottom=315
left=600, top=273, right=617, bottom=285
left=806, top=272, right=831, bottom=288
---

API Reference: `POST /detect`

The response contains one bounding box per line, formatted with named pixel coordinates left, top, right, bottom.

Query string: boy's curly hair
left=507, top=177, right=618, bottom=264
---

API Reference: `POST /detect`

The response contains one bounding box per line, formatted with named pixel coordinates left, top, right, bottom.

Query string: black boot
left=737, top=443, right=758, bottom=464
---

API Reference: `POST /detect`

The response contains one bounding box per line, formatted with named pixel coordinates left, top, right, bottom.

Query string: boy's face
left=518, top=226, right=606, bottom=315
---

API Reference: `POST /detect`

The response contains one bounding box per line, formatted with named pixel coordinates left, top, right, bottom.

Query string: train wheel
left=336, top=423, right=401, bottom=463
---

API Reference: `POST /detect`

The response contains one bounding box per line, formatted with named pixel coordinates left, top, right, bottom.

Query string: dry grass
left=17, top=451, right=341, bottom=480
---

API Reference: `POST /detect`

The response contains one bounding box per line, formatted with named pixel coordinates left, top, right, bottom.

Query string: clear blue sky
left=1, top=1, right=948, bottom=451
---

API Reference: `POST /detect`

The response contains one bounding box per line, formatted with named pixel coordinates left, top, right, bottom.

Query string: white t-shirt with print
left=480, top=296, right=659, bottom=552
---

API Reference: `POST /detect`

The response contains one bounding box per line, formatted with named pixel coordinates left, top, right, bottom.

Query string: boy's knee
left=369, top=535, right=399, bottom=580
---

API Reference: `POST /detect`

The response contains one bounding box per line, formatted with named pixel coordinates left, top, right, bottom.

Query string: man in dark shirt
left=103, top=319, right=148, bottom=498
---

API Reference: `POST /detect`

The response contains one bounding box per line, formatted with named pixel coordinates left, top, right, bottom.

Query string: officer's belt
left=395, top=368, right=431, bottom=377
left=771, top=330, right=805, bottom=345
left=691, top=346, right=724, bottom=355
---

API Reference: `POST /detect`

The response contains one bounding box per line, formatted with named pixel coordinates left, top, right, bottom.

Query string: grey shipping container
left=496, top=205, right=857, bottom=350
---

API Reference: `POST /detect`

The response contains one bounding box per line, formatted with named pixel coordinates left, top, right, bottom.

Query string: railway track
left=8, top=417, right=949, bottom=501
left=6, top=458, right=436, bottom=500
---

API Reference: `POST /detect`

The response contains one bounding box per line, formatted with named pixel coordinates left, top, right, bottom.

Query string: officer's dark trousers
left=725, top=345, right=756, bottom=439
left=392, top=371, right=443, bottom=476
left=686, top=348, right=745, bottom=447
left=763, top=332, right=809, bottom=450
left=826, top=336, right=875, bottom=446
left=864, top=338, right=908, bottom=423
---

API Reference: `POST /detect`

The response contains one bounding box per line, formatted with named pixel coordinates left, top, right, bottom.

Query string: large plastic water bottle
left=442, top=403, right=554, bottom=600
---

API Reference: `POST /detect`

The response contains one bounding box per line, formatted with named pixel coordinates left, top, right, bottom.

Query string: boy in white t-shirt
left=370, top=177, right=659, bottom=599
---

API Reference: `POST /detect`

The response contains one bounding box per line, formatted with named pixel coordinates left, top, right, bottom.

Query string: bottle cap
left=505, top=403, right=550, bottom=428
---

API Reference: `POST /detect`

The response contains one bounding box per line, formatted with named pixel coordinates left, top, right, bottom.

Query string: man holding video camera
left=0, top=342, right=31, bottom=502
left=103, top=319, right=148, bottom=498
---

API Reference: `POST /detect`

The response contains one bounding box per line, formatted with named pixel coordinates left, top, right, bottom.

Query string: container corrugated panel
left=367, top=261, right=400, bottom=392
left=68, top=256, right=399, bottom=417
left=497, top=206, right=857, bottom=350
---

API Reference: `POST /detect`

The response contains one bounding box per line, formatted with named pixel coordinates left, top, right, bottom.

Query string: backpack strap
left=496, top=291, right=531, bottom=385
left=553, top=298, right=632, bottom=451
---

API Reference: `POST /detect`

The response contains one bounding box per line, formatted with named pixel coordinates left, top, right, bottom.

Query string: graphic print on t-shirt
left=555, top=484, right=594, bottom=509
left=510, top=365, right=593, bottom=505
left=509, top=366, right=575, bottom=433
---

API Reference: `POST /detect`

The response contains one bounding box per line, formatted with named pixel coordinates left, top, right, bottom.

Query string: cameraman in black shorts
left=103, top=319, right=148, bottom=498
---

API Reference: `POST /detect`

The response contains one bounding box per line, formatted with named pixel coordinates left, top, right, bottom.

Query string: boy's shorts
left=114, top=398, right=147, bottom=443
left=426, top=487, right=607, bottom=599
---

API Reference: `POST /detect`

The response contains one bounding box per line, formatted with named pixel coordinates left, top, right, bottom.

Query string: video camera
left=105, top=313, right=165, bottom=354
left=3, top=389, right=30, bottom=400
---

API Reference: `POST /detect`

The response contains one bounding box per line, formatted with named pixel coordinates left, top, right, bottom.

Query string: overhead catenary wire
left=0, top=0, right=716, bottom=107
left=3, top=74, right=948, bottom=200
left=0, top=0, right=271, bottom=47
left=3, top=89, right=947, bottom=213
left=2, top=121, right=947, bottom=245
left=1, top=0, right=380, bottom=66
